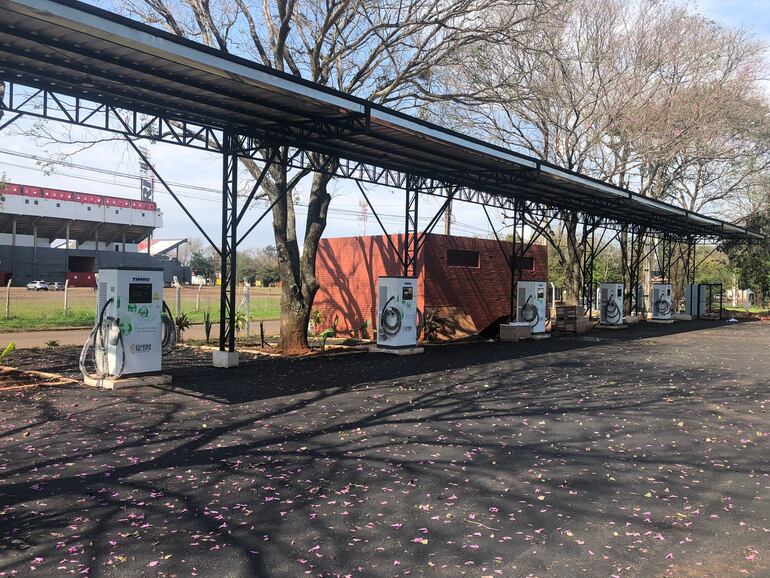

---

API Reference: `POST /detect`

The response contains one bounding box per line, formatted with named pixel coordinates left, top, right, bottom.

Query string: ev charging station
left=599, top=283, right=624, bottom=326
left=516, top=280, right=548, bottom=335
left=81, top=268, right=175, bottom=388
left=651, top=283, right=673, bottom=320
left=374, top=276, right=421, bottom=352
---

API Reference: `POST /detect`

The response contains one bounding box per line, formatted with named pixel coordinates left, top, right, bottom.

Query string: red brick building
left=314, top=233, right=548, bottom=338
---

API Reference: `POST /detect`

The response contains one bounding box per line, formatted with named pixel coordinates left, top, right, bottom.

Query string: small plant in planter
left=175, top=313, right=192, bottom=342
left=45, top=340, right=60, bottom=348
left=203, top=310, right=213, bottom=343
left=356, top=320, right=370, bottom=340
left=309, top=308, right=326, bottom=337
left=234, top=311, right=248, bottom=334
left=0, top=342, right=15, bottom=363
left=318, top=314, right=339, bottom=352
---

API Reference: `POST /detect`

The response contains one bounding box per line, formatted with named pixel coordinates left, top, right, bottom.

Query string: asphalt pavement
left=0, top=320, right=768, bottom=577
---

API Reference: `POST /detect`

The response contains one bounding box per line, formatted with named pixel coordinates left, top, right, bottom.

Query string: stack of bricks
left=555, top=305, right=578, bottom=333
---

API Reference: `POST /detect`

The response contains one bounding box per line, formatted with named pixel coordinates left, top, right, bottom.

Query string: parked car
left=50, top=282, right=65, bottom=291
left=26, top=280, right=49, bottom=291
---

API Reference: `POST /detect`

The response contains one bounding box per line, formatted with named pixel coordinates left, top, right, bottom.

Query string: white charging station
left=374, top=276, right=421, bottom=352
left=651, top=283, right=673, bottom=320
left=516, top=280, right=548, bottom=334
left=599, top=283, right=624, bottom=325
left=82, top=267, right=174, bottom=388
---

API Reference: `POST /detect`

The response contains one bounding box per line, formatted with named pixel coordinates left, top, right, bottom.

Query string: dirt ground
left=0, top=320, right=768, bottom=577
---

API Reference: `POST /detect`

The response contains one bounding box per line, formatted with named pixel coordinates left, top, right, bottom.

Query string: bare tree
left=446, top=0, right=770, bottom=304
left=29, top=0, right=542, bottom=352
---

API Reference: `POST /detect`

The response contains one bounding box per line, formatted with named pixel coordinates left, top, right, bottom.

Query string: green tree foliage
left=237, top=246, right=280, bottom=286
left=189, top=251, right=216, bottom=283
left=725, top=213, right=770, bottom=302
left=593, top=246, right=623, bottom=285
left=694, top=248, right=733, bottom=287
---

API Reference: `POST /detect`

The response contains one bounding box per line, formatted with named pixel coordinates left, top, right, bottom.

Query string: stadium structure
left=0, top=182, right=190, bottom=286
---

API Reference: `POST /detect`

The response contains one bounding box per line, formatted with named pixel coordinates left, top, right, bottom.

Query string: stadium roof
left=0, top=0, right=763, bottom=242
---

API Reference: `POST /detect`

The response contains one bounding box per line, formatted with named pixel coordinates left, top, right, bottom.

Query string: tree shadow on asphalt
left=158, top=319, right=750, bottom=404
left=1, top=322, right=766, bottom=576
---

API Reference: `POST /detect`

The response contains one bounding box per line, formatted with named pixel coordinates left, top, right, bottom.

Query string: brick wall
left=314, top=233, right=547, bottom=336
left=423, top=234, right=547, bottom=333
left=315, top=234, right=424, bottom=336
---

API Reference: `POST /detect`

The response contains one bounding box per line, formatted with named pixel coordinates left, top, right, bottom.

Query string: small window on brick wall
left=447, top=249, right=480, bottom=268
left=513, top=256, right=535, bottom=271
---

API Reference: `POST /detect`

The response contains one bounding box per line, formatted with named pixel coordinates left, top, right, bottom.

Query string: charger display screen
left=128, top=283, right=152, bottom=304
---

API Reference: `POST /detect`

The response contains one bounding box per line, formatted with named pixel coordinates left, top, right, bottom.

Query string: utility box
left=599, top=283, right=624, bottom=325
left=651, top=283, right=673, bottom=320
left=96, top=268, right=164, bottom=375
left=685, top=284, right=707, bottom=317
left=516, top=280, right=548, bottom=334
left=376, top=276, right=418, bottom=348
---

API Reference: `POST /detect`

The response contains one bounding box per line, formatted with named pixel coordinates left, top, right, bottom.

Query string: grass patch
left=1, top=300, right=281, bottom=331
left=0, top=310, right=96, bottom=332
left=723, top=306, right=770, bottom=314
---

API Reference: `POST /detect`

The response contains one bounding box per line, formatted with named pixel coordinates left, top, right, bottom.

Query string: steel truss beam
left=485, top=201, right=560, bottom=321
left=2, top=81, right=736, bottom=243
left=355, top=180, right=454, bottom=278
left=125, top=138, right=220, bottom=255
left=0, top=79, right=369, bottom=148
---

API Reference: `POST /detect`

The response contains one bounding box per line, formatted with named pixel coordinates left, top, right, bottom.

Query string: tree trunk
left=278, top=286, right=311, bottom=353
left=264, top=154, right=334, bottom=354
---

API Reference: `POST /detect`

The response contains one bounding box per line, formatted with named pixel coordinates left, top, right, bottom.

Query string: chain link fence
left=0, top=281, right=281, bottom=349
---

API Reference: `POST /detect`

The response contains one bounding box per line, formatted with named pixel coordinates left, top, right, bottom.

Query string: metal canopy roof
left=0, top=0, right=762, bottom=242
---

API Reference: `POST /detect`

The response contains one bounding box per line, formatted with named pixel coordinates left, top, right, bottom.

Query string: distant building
left=314, top=233, right=548, bottom=339
left=0, top=182, right=190, bottom=286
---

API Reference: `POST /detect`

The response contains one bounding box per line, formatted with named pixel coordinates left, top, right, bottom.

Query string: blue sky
left=696, top=0, right=770, bottom=38
left=1, top=1, right=767, bottom=250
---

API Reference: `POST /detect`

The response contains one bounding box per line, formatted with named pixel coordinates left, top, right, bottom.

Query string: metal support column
left=580, top=216, right=597, bottom=321
left=628, top=225, right=646, bottom=315
left=685, top=237, right=697, bottom=284
left=219, top=133, right=238, bottom=353
left=660, top=233, right=674, bottom=283
left=620, top=225, right=630, bottom=315
left=403, top=176, right=419, bottom=277
left=510, top=202, right=524, bottom=321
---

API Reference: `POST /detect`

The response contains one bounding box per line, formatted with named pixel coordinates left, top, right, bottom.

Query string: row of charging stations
left=371, top=276, right=679, bottom=350
left=83, top=270, right=694, bottom=384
